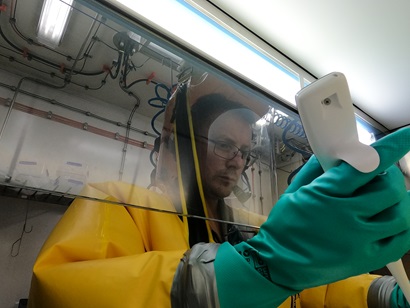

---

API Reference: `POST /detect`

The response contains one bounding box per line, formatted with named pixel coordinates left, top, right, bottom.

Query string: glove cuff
left=215, top=242, right=300, bottom=307
left=171, top=242, right=220, bottom=308
left=367, top=275, right=396, bottom=308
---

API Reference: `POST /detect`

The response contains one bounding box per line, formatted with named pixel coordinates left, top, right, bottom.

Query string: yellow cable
left=174, top=118, right=190, bottom=244
left=185, top=90, right=215, bottom=243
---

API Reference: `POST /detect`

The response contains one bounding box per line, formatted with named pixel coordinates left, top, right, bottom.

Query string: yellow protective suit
left=28, top=181, right=380, bottom=308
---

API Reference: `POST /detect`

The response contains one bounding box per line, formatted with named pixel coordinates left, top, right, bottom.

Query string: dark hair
left=174, top=91, right=256, bottom=246
left=191, top=93, right=256, bottom=135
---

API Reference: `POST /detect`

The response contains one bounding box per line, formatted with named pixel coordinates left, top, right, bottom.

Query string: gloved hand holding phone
left=217, top=127, right=410, bottom=306
left=172, top=127, right=410, bottom=308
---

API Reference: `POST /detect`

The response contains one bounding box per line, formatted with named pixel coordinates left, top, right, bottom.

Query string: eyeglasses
left=197, top=136, right=251, bottom=160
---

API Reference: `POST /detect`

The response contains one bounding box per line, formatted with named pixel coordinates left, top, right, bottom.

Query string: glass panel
left=0, top=0, right=309, bottom=232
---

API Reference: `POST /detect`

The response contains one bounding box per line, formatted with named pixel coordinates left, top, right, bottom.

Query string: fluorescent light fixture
left=37, top=0, right=73, bottom=48
left=112, top=0, right=300, bottom=105
left=356, top=121, right=376, bottom=145
left=109, top=0, right=378, bottom=149
left=127, top=31, right=146, bottom=51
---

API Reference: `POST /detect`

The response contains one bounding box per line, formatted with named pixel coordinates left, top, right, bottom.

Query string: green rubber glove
left=391, top=283, right=410, bottom=307
left=215, top=127, right=410, bottom=308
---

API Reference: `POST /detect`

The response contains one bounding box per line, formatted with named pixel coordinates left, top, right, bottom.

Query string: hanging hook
left=11, top=199, right=33, bottom=257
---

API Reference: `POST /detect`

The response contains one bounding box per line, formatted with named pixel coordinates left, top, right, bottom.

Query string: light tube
left=112, top=0, right=300, bottom=105
left=37, top=0, right=73, bottom=48
left=110, top=0, right=377, bottom=143
left=356, top=121, right=376, bottom=145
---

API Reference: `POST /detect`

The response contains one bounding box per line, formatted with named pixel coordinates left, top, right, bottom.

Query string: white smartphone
left=295, top=72, right=379, bottom=173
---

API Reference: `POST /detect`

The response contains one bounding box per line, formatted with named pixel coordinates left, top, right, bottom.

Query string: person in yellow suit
left=29, top=83, right=410, bottom=307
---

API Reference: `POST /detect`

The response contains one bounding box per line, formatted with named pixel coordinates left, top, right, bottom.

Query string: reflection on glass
left=0, top=0, right=310, bottom=229
left=113, top=0, right=301, bottom=105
